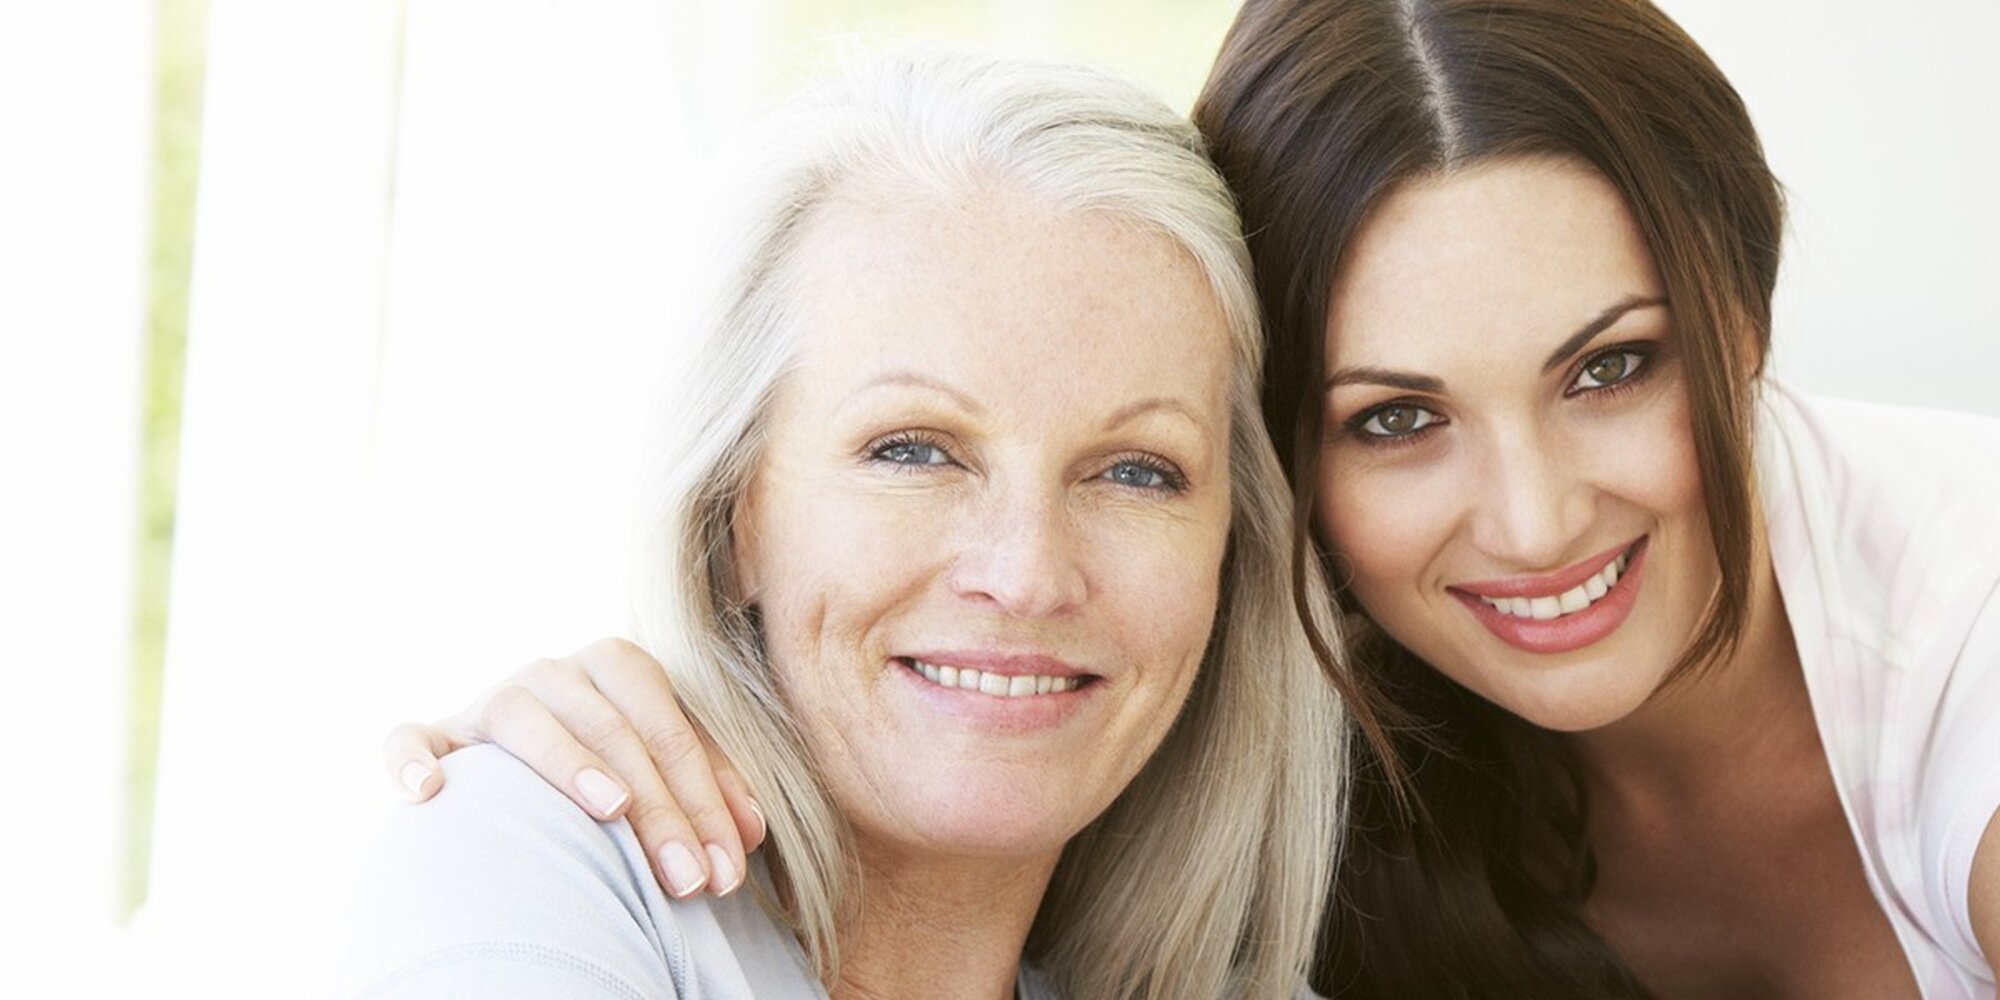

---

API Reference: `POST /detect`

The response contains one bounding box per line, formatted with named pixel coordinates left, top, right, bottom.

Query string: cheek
left=1080, top=497, right=1230, bottom=703
left=1314, top=453, right=1451, bottom=602
left=1580, top=388, right=1705, bottom=523
left=743, top=477, right=935, bottom=671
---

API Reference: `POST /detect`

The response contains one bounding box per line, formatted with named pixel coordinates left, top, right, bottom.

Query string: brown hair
left=1192, top=0, right=1783, bottom=994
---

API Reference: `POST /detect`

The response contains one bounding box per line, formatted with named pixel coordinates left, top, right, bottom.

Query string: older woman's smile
left=897, top=654, right=1093, bottom=697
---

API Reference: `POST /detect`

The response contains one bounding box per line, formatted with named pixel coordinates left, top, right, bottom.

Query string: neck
left=829, top=841, right=1057, bottom=1000
left=1566, top=530, right=1812, bottom=805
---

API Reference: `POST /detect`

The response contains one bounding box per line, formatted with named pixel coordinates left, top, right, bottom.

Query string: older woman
left=342, top=50, right=1341, bottom=1000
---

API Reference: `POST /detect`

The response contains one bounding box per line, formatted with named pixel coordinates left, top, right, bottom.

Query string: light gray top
left=337, top=744, right=1055, bottom=999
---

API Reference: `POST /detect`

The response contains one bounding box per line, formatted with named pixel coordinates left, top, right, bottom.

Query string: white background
left=1, top=0, right=1994, bottom=995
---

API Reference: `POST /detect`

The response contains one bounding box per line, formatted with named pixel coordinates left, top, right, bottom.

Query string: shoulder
left=336, top=745, right=817, bottom=1000
left=1758, top=380, right=2000, bottom=653
left=1761, top=383, right=2000, bottom=982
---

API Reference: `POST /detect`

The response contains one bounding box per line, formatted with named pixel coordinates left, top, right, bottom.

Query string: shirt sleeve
left=333, top=745, right=683, bottom=1000
left=1921, top=577, right=2000, bottom=979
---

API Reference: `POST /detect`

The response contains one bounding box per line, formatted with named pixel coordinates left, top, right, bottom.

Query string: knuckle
left=570, top=710, right=637, bottom=753
left=477, top=682, right=539, bottom=729
left=639, top=721, right=709, bottom=768
left=680, top=797, right=737, bottom=832
left=515, top=656, right=565, bottom=683
left=627, top=799, right=695, bottom=841
left=596, top=637, right=658, bottom=676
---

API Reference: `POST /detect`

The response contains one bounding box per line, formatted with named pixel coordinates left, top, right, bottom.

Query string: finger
left=577, top=639, right=750, bottom=896
left=382, top=722, right=458, bottom=802
left=466, top=683, right=654, bottom=829
left=514, top=671, right=726, bottom=900
left=708, top=743, right=767, bottom=852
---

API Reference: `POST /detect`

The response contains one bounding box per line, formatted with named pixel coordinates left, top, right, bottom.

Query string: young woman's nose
left=1467, top=429, right=1592, bottom=569
left=947, top=484, right=1088, bottom=619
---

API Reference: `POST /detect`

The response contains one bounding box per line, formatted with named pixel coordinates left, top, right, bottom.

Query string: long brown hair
left=1192, top=0, right=1783, bottom=994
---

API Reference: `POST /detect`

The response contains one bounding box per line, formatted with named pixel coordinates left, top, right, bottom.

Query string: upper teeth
left=909, top=660, right=1080, bottom=696
left=1479, top=553, right=1628, bottom=620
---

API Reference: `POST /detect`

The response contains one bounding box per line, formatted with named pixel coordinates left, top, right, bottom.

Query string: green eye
left=1574, top=349, right=1647, bottom=391
left=1358, top=403, right=1441, bottom=438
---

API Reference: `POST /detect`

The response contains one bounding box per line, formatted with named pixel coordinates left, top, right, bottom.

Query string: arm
left=381, top=638, right=765, bottom=899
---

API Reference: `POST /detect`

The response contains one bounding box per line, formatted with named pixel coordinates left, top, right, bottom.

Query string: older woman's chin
left=840, top=764, right=1134, bottom=862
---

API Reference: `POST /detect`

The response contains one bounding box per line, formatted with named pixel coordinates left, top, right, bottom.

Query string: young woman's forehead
left=1328, top=158, right=1664, bottom=364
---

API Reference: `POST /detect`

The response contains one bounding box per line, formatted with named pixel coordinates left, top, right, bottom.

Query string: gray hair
left=630, top=48, right=1345, bottom=999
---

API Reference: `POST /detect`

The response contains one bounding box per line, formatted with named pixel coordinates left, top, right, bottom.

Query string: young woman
left=384, top=1, right=2000, bottom=995
left=1195, top=1, right=2000, bottom=995
left=344, top=49, right=1341, bottom=1000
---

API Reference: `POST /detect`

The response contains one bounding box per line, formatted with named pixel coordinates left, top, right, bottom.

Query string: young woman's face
left=735, top=185, right=1234, bottom=862
left=1317, top=156, right=1719, bottom=733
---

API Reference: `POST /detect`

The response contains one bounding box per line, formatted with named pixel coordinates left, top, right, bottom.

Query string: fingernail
left=706, top=843, right=742, bottom=896
left=659, top=842, right=708, bottom=898
left=575, top=768, right=629, bottom=818
left=400, top=762, right=433, bottom=798
left=746, top=797, right=767, bottom=848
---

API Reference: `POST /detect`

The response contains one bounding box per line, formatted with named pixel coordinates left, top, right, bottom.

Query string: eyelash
left=1565, top=343, right=1656, bottom=399
left=1339, top=341, right=1660, bottom=449
left=866, top=430, right=955, bottom=469
left=862, top=433, right=1188, bottom=494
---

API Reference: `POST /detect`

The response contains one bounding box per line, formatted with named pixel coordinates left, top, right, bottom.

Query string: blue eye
left=869, top=434, right=953, bottom=468
left=1102, top=458, right=1186, bottom=493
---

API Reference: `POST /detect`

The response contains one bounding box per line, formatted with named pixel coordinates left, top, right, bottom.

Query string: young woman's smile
left=1317, top=156, right=1721, bottom=732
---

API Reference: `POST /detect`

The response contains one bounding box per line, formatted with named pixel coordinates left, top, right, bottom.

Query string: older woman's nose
left=947, top=488, right=1088, bottom=618
left=1467, top=431, right=1591, bottom=569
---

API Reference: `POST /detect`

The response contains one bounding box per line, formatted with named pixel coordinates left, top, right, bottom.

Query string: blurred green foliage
left=125, top=0, right=207, bottom=919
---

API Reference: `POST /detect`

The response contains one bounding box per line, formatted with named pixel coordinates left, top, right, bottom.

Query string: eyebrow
left=1538, top=295, right=1667, bottom=374
left=1323, top=294, right=1667, bottom=393
left=1102, top=396, right=1207, bottom=432
left=844, top=370, right=987, bottom=416
left=844, top=374, right=1207, bottom=438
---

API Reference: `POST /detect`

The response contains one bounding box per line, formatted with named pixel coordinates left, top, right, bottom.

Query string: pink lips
left=1448, top=537, right=1648, bottom=654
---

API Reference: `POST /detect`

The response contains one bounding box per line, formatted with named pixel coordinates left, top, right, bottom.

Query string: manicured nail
left=659, top=842, right=708, bottom=898
left=705, top=843, right=742, bottom=896
left=575, top=768, right=629, bottom=818
left=745, top=797, right=768, bottom=849
left=400, top=762, right=433, bottom=798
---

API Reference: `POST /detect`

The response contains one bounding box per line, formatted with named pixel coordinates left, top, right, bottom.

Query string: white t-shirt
left=1759, top=381, right=2000, bottom=998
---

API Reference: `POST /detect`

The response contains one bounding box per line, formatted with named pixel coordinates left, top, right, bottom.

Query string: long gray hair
left=630, top=48, right=1346, bottom=999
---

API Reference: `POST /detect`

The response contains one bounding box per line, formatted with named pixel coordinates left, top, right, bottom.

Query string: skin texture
left=731, top=182, right=1233, bottom=999
left=1318, top=156, right=1920, bottom=998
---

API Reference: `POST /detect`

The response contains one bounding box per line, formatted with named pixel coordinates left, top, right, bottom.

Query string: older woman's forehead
left=782, top=187, right=1234, bottom=406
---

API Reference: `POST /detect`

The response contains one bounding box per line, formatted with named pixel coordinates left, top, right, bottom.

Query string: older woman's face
left=734, top=185, right=1233, bottom=861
